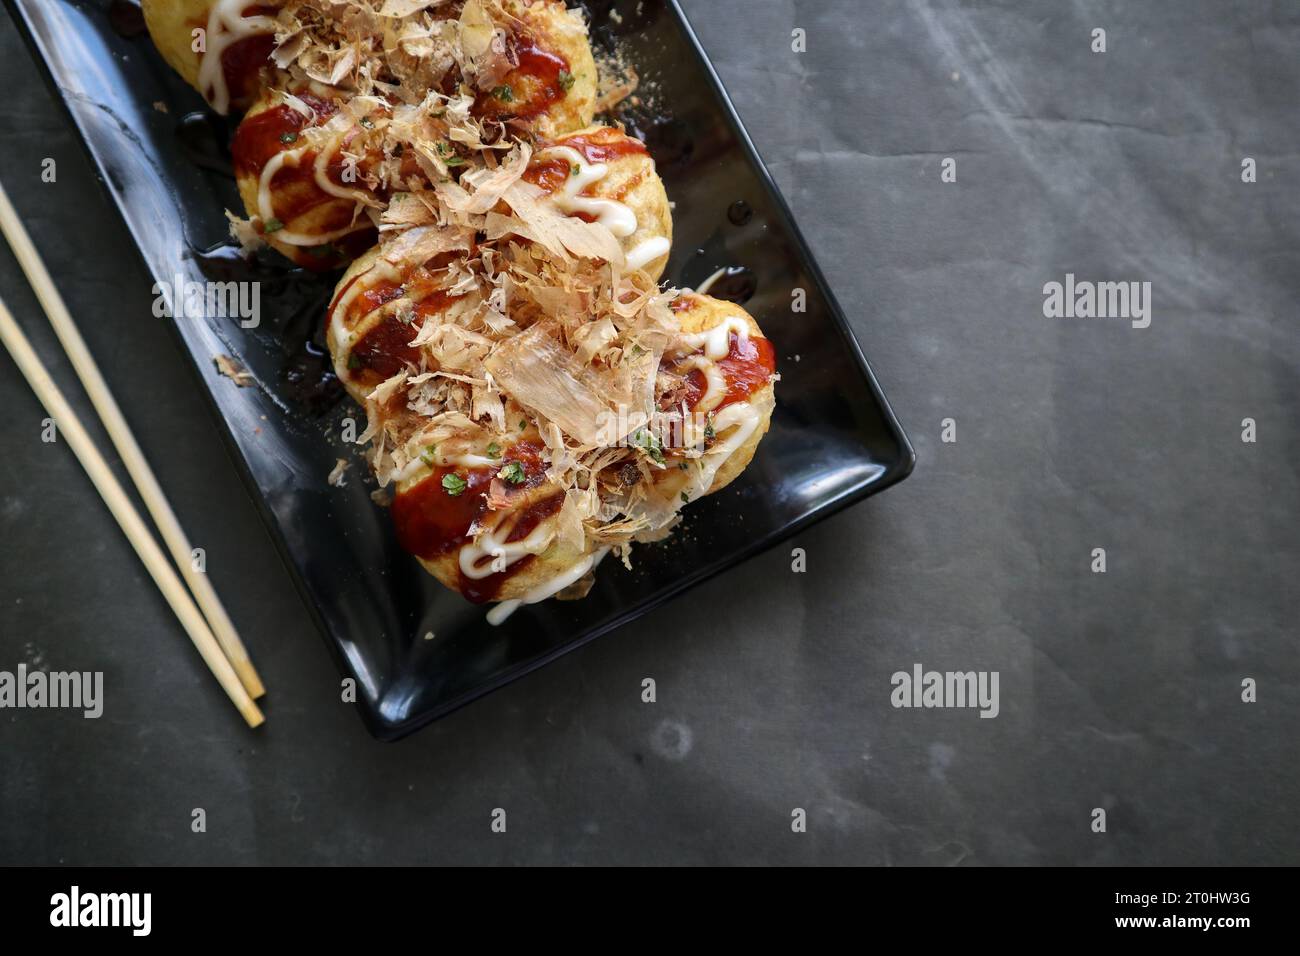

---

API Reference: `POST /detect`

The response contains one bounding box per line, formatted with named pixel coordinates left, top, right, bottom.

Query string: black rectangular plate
left=7, top=0, right=913, bottom=739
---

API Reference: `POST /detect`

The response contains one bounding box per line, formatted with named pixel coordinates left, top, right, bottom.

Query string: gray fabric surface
left=0, top=0, right=1295, bottom=865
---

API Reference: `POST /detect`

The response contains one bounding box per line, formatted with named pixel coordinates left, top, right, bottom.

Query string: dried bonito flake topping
left=150, top=0, right=775, bottom=616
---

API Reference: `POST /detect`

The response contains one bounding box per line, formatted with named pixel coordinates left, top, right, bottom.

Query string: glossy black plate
left=7, top=0, right=914, bottom=739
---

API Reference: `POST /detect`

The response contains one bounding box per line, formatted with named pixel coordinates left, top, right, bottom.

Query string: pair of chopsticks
left=0, top=180, right=265, bottom=727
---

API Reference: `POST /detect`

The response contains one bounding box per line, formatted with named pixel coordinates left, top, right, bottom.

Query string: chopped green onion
left=632, top=428, right=665, bottom=465
left=500, top=462, right=526, bottom=485
left=492, top=85, right=514, bottom=102
left=420, top=445, right=437, bottom=467
left=279, top=131, right=298, bottom=144
left=486, top=442, right=501, bottom=459
left=436, top=142, right=467, bottom=167
left=558, top=70, right=576, bottom=92
left=442, top=473, right=467, bottom=496
left=263, top=218, right=284, bottom=234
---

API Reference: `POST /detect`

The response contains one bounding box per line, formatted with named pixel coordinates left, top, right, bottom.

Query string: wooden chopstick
left=0, top=294, right=264, bottom=727
left=0, top=180, right=264, bottom=700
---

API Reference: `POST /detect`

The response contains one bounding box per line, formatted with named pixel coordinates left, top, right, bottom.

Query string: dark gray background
left=1, top=0, right=1296, bottom=865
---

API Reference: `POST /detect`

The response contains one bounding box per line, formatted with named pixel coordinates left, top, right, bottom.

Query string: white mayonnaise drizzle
left=660, top=328, right=773, bottom=513
left=537, top=145, right=638, bottom=236
left=677, top=315, right=751, bottom=360
left=626, top=236, right=671, bottom=271
left=197, top=0, right=278, bottom=115
left=443, top=452, right=498, bottom=469
left=674, top=354, right=727, bottom=414
left=522, top=142, right=669, bottom=272
left=459, top=513, right=557, bottom=581
left=257, top=136, right=371, bottom=248
left=328, top=260, right=403, bottom=380
left=312, top=145, right=373, bottom=203
left=393, top=450, right=497, bottom=484
left=702, top=400, right=765, bottom=466
left=487, top=548, right=611, bottom=626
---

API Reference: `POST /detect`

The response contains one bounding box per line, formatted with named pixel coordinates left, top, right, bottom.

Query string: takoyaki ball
left=325, top=244, right=465, bottom=403
left=142, top=0, right=280, bottom=115
left=329, top=248, right=597, bottom=607
left=390, top=436, right=594, bottom=606
left=143, top=0, right=597, bottom=128
left=655, top=292, right=776, bottom=497
left=231, top=87, right=383, bottom=271
left=523, top=125, right=673, bottom=281
left=477, top=0, right=599, bottom=139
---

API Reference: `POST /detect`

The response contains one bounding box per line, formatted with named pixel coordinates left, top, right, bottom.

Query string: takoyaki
left=326, top=233, right=775, bottom=615
left=142, top=0, right=778, bottom=623
left=144, top=0, right=598, bottom=123
left=230, top=85, right=382, bottom=269
left=209, top=0, right=601, bottom=267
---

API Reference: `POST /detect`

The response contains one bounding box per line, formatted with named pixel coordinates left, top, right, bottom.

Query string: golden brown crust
left=142, top=0, right=211, bottom=92
left=706, top=385, right=772, bottom=494
left=541, top=125, right=672, bottom=281
left=326, top=245, right=380, bottom=400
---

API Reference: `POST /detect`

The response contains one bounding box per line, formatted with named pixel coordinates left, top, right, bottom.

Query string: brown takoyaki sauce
left=458, top=492, right=564, bottom=603
left=522, top=129, right=648, bottom=193
left=191, top=4, right=279, bottom=108
left=345, top=289, right=459, bottom=386
left=346, top=313, right=423, bottom=383
left=231, top=95, right=338, bottom=175
left=474, top=34, right=571, bottom=123
left=220, top=19, right=277, bottom=106
left=659, top=333, right=777, bottom=413
left=392, top=466, right=495, bottom=559
left=336, top=271, right=465, bottom=388
left=231, top=93, right=377, bottom=268
left=715, top=333, right=776, bottom=410
left=391, top=440, right=559, bottom=602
